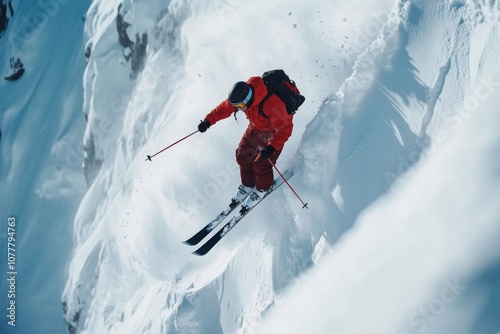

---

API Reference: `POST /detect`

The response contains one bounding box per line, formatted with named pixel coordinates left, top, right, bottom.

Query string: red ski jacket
left=204, top=76, right=293, bottom=151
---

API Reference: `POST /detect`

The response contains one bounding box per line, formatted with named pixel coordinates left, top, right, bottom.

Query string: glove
left=198, top=119, right=211, bottom=133
left=260, top=145, right=276, bottom=159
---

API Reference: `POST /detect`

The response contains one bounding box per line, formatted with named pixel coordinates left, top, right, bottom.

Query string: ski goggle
left=230, top=88, right=253, bottom=109
left=230, top=101, right=247, bottom=109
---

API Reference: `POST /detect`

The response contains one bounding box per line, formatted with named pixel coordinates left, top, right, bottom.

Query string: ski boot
left=239, top=187, right=272, bottom=214
left=229, top=184, right=254, bottom=209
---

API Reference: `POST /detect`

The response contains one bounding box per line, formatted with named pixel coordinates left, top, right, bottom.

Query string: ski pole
left=146, top=130, right=199, bottom=161
left=268, top=159, right=309, bottom=209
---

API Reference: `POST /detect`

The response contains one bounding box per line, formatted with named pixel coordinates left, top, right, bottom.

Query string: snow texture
left=1, top=0, right=500, bottom=333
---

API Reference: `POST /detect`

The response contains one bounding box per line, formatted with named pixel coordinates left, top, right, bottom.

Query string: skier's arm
left=204, top=99, right=237, bottom=126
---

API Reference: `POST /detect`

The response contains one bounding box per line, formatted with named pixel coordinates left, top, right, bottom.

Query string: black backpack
left=258, top=69, right=305, bottom=118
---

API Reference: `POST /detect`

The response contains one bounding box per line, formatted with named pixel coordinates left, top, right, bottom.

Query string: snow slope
left=258, top=1, right=500, bottom=332
left=1, top=1, right=90, bottom=333
left=2, top=0, right=500, bottom=333
left=259, top=82, right=500, bottom=334
left=61, top=0, right=396, bottom=333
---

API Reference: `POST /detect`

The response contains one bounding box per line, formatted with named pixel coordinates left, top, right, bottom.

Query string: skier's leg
left=254, top=148, right=282, bottom=190
left=236, top=127, right=260, bottom=188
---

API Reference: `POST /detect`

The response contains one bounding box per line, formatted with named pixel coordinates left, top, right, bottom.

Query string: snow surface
left=1, top=0, right=90, bottom=333
left=1, top=0, right=500, bottom=333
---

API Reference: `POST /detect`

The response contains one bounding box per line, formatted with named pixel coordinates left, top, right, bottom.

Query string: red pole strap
left=269, top=159, right=309, bottom=209
left=146, top=130, right=199, bottom=161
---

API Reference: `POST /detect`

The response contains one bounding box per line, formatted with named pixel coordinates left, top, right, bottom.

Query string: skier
left=198, top=76, right=294, bottom=211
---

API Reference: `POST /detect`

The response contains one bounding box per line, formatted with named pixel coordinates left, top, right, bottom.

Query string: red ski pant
left=236, top=126, right=281, bottom=190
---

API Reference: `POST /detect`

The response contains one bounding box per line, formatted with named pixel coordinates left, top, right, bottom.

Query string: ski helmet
left=228, top=81, right=253, bottom=108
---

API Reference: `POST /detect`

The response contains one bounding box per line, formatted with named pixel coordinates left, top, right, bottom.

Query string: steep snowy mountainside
left=0, top=1, right=91, bottom=333
left=1, top=0, right=499, bottom=333
left=260, top=0, right=500, bottom=333
left=297, top=0, right=500, bottom=239
left=61, top=0, right=397, bottom=333
left=59, top=0, right=500, bottom=334
left=259, top=75, right=500, bottom=334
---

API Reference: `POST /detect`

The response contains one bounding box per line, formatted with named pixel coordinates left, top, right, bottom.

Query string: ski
left=192, top=170, right=293, bottom=256
left=182, top=201, right=242, bottom=246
